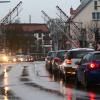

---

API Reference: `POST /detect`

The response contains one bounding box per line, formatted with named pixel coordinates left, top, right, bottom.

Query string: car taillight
left=54, top=58, right=61, bottom=63
left=66, top=59, right=72, bottom=64
left=88, top=63, right=99, bottom=69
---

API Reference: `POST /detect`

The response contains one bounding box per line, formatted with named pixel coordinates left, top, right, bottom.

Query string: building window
left=94, top=1, right=98, bottom=10
left=92, top=12, right=100, bottom=20
left=39, top=33, right=42, bottom=38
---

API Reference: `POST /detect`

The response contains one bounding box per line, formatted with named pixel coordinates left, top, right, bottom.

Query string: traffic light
left=95, top=28, right=100, bottom=42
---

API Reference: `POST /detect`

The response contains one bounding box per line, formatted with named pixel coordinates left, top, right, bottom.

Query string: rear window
left=47, top=51, right=56, bottom=57
left=56, top=51, right=67, bottom=58
left=47, top=52, right=52, bottom=56
left=67, top=50, right=93, bottom=59
left=93, top=53, right=100, bottom=61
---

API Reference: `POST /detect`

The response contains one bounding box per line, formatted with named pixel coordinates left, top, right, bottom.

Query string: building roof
left=3, top=23, right=49, bottom=33
left=72, top=0, right=93, bottom=19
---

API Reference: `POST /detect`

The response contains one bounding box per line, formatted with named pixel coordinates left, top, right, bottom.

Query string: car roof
left=48, top=51, right=56, bottom=53
left=67, top=48, right=94, bottom=52
left=56, top=50, right=67, bottom=52
left=89, top=51, right=100, bottom=54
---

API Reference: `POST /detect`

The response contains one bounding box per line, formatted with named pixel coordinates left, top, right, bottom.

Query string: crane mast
left=0, top=0, right=10, bottom=3
left=0, top=1, right=22, bottom=24
left=56, top=6, right=83, bottom=48
left=0, top=1, right=22, bottom=54
left=41, top=10, right=79, bottom=49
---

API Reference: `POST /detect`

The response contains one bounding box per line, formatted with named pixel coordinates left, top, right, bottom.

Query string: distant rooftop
left=71, top=0, right=92, bottom=19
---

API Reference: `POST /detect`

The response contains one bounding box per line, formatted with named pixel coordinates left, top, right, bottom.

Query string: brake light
left=54, top=58, right=61, bottom=63
left=66, top=59, right=72, bottom=64
left=89, top=63, right=99, bottom=69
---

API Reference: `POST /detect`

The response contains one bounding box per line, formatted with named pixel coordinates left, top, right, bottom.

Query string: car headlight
left=3, top=56, right=8, bottom=62
left=13, top=58, right=17, bottom=62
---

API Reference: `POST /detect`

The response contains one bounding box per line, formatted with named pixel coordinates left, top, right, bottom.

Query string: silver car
left=60, top=48, right=95, bottom=81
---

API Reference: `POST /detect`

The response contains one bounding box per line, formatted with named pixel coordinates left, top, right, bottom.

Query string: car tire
left=84, top=73, right=91, bottom=89
left=75, top=74, right=81, bottom=88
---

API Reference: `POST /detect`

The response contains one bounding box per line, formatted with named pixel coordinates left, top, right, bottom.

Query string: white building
left=70, top=0, right=100, bottom=48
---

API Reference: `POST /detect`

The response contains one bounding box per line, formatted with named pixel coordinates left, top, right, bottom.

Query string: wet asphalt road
left=0, top=61, right=100, bottom=100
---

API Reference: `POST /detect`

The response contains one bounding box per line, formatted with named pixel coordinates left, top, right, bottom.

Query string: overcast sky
left=0, top=0, right=80, bottom=23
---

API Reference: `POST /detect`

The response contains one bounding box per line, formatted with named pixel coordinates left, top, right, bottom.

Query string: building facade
left=0, top=23, right=51, bottom=54
left=70, top=0, right=100, bottom=48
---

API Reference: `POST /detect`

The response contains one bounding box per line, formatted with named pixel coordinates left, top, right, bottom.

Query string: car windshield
left=67, top=50, right=93, bottom=59
left=47, top=51, right=56, bottom=58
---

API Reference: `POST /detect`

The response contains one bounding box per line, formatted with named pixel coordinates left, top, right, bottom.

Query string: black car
left=51, top=50, right=67, bottom=78
left=75, top=51, right=100, bottom=88
left=45, top=51, right=57, bottom=73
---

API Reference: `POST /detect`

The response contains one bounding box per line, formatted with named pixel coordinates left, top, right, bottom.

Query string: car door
left=77, top=55, right=87, bottom=83
left=78, top=54, right=92, bottom=84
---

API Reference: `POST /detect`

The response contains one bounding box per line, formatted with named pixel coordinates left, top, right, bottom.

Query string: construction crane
left=0, top=1, right=22, bottom=54
left=0, top=0, right=10, bottom=3
left=56, top=6, right=83, bottom=47
left=41, top=10, right=59, bottom=50
left=0, top=1, right=22, bottom=24
left=41, top=10, right=79, bottom=49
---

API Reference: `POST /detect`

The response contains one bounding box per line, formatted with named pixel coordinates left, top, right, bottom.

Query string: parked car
left=59, top=48, right=94, bottom=81
left=51, top=50, right=67, bottom=78
left=75, top=51, right=100, bottom=88
left=45, top=51, right=57, bottom=73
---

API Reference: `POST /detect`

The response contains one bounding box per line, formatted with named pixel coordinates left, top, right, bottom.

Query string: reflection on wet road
left=3, top=68, right=9, bottom=100
left=29, top=61, right=100, bottom=100
left=0, top=62, right=100, bottom=100
left=58, top=78, right=100, bottom=100
left=0, top=65, right=20, bottom=100
left=46, top=70, right=100, bottom=100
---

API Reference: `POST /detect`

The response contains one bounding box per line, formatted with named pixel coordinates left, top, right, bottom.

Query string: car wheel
left=84, top=73, right=91, bottom=89
left=75, top=74, right=81, bottom=88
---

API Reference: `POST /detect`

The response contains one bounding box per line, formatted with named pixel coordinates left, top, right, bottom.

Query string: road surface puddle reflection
left=3, top=68, right=9, bottom=100
left=0, top=66, right=21, bottom=100
left=59, top=81, right=100, bottom=100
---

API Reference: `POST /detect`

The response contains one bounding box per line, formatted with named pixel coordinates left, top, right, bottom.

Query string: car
left=59, top=48, right=95, bottom=82
left=51, top=50, right=67, bottom=78
left=45, top=51, right=57, bottom=74
left=8, top=55, right=17, bottom=62
left=0, top=53, right=9, bottom=63
left=16, top=54, right=26, bottom=62
left=75, top=51, right=100, bottom=88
